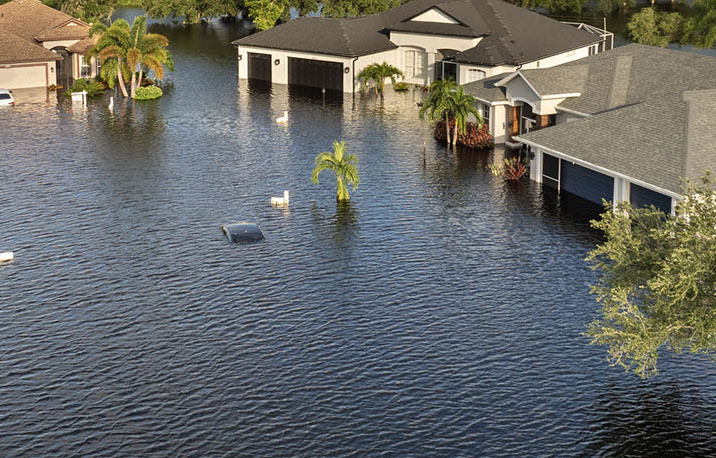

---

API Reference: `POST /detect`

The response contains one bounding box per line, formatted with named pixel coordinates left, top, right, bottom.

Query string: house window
left=80, top=55, right=91, bottom=78
left=466, top=69, right=486, bottom=83
left=480, top=102, right=490, bottom=127
left=404, top=50, right=426, bottom=79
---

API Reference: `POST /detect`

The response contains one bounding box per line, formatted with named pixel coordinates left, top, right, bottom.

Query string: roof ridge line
left=337, top=20, right=354, bottom=55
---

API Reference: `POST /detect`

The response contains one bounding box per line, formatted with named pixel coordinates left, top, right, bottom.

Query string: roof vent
left=221, top=222, right=265, bottom=244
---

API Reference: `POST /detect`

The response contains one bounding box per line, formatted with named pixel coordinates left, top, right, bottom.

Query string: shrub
left=434, top=120, right=493, bottom=149
left=66, top=78, right=105, bottom=97
left=393, top=82, right=409, bottom=93
left=134, top=86, right=163, bottom=100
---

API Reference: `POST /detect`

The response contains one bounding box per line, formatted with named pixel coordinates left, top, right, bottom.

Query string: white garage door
left=0, top=64, right=47, bottom=89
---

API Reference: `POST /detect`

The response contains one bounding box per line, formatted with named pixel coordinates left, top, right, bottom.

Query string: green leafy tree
left=683, top=0, right=716, bottom=49
left=245, top=0, right=286, bottom=30
left=357, top=62, right=404, bottom=99
left=505, top=0, right=586, bottom=13
left=418, top=78, right=456, bottom=147
left=440, top=86, right=482, bottom=147
left=311, top=140, right=360, bottom=202
left=627, top=7, right=683, bottom=47
left=90, top=19, right=132, bottom=97
left=288, top=0, right=318, bottom=16
left=321, top=0, right=405, bottom=17
left=142, top=0, right=239, bottom=24
left=54, top=0, right=114, bottom=22
left=586, top=174, right=716, bottom=378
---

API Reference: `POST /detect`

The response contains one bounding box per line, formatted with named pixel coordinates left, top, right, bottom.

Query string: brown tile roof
left=67, top=35, right=98, bottom=54
left=0, top=0, right=89, bottom=42
left=0, top=30, right=61, bottom=64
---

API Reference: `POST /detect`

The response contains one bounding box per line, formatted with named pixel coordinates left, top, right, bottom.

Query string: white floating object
left=271, top=190, right=290, bottom=206
left=0, top=251, right=14, bottom=263
left=108, top=96, right=114, bottom=111
left=71, top=90, right=87, bottom=106
left=276, top=111, right=288, bottom=123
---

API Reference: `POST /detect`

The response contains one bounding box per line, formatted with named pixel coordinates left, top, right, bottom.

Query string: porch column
left=508, top=105, right=521, bottom=141
left=426, top=52, right=436, bottom=85
left=530, top=148, right=543, bottom=183
left=612, top=177, right=629, bottom=210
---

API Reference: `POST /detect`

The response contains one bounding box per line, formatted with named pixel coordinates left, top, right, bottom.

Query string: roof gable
left=408, top=7, right=461, bottom=24
left=0, top=0, right=88, bottom=42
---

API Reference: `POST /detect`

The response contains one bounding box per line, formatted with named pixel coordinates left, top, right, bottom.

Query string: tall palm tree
left=91, top=16, right=173, bottom=99
left=125, top=16, right=174, bottom=98
left=357, top=62, right=404, bottom=99
left=90, top=19, right=131, bottom=97
left=418, top=78, right=456, bottom=146
left=442, top=86, right=482, bottom=146
left=311, top=140, right=360, bottom=202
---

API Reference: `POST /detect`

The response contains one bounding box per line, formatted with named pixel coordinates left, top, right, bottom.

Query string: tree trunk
left=137, top=68, right=144, bottom=90
left=117, top=57, right=129, bottom=98
left=445, top=113, right=451, bottom=147
left=453, top=119, right=459, bottom=146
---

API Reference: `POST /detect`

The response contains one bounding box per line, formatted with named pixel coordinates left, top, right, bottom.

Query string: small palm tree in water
left=357, top=62, right=404, bottom=99
left=311, top=141, right=360, bottom=202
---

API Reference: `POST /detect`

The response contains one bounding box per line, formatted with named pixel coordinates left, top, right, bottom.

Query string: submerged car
left=0, top=89, right=15, bottom=106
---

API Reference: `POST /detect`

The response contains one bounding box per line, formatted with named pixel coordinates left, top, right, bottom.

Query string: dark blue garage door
left=630, top=183, right=672, bottom=213
left=561, top=162, right=614, bottom=205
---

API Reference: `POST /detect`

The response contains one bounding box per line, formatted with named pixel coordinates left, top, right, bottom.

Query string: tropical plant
left=134, top=85, right=163, bottom=100
left=419, top=78, right=457, bottom=147
left=311, top=140, right=360, bottom=202
left=587, top=173, right=716, bottom=378
left=90, top=16, right=173, bottom=99
left=434, top=120, right=493, bottom=149
left=393, top=81, right=409, bottom=93
left=441, top=86, right=482, bottom=147
left=357, top=62, right=404, bottom=99
left=90, top=18, right=132, bottom=97
left=65, top=77, right=105, bottom=97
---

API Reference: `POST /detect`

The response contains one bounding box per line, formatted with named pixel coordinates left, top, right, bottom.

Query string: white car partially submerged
left=0, top=89, right=15, bottom=106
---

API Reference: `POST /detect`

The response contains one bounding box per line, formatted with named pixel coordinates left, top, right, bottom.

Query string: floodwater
left=1, top=10, right=716, bottom=457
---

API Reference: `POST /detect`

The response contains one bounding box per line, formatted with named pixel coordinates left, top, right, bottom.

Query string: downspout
left=352, top=56, right=358, bottom=98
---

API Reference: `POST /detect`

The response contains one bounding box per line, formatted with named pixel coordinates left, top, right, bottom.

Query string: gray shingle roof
left=462, top=72, right=508, bottom=103
left=517, top=87, right=716, bottom=194
left=556, top=43, right=716, bottom=115
left=233, top=0, right=600, bottom=64
left=517, top=64, right=588, bottom=96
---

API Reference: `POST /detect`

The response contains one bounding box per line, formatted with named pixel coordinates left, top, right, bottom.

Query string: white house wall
left=42, top=39, right=79, bottom=50
left=389, top=32, right=481, bottom=53
left=519, top=45, right=592, bottom=70
left=355, top=48, right=401, bottom=91
left=0, top=62, right=55, bottom=89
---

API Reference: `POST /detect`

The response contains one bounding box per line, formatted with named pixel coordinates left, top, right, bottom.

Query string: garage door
left=630, top=183, right=672, bottom=213
left=248, top=52, right=271, bottom=81
left=0, top=64, right=47, bottom=89
left=288, top=57, right=343, bottom=92
left=561, top=161, right=614, bottom=205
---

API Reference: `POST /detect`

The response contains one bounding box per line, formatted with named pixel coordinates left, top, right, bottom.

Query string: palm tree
left=418, top=78, right=456, bottom=146
left=311, top=140, right=360, bottom=202
left=125, top=16, right=174, bottom=98
left=442, top=86, right=482, bottom=147
left=90, top=19, right=131, bottom=97
left=357, top=62, right=404, bottom=99
left=91, top=16, right=173, bottom=99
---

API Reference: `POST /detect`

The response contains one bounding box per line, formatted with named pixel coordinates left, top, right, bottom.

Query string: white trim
left=473, top=96, right=510, bottom=106
left=542, top=92, right=581, bottom=100
left=516, top=137, right=682, bottom=199
left=555, top=106, right=591, bottom=117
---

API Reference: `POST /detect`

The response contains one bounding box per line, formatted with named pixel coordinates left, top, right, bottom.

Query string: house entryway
left=52, top=46, right=71, bottom=88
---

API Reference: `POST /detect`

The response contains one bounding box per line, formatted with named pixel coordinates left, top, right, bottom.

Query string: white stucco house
left=232, top=0, right=610, bottom=96
left=0, top=0, right=98, bottom=90
left=475, top=44, right=716, bottom=214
